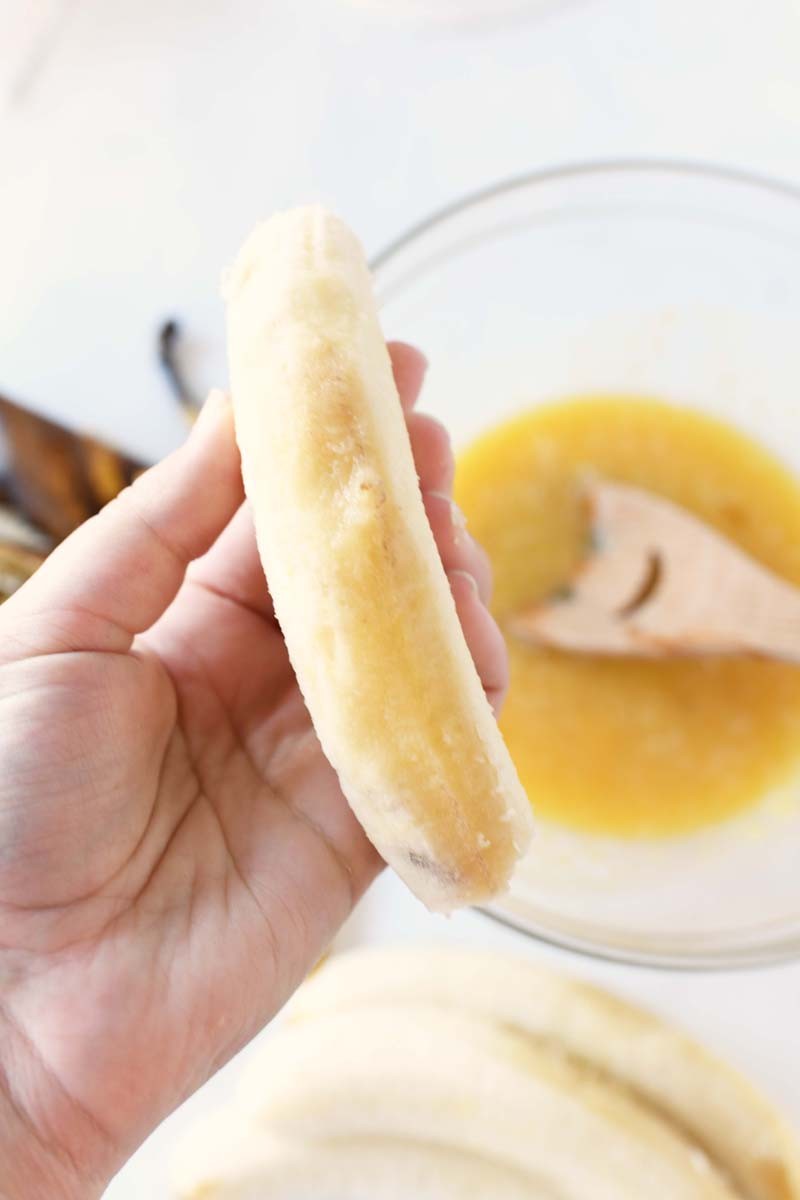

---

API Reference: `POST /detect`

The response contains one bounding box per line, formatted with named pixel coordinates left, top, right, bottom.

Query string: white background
left=1, top=1, right=799, bottom=1195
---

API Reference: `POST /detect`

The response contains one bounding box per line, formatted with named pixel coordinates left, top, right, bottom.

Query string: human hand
left=0, top=345, right=507, bottom=1199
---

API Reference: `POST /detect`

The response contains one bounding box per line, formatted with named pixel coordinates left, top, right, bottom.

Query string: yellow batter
left=455, top=397, right=800, bottom=837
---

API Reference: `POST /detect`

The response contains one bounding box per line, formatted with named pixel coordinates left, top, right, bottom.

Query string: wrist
left=0, top=1012, right=109, bottom=1200
left=0, top=1072, right=106, bottom=1200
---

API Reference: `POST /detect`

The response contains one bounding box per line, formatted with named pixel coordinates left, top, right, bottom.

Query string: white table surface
left=1, top=1, right=799, bottom=1195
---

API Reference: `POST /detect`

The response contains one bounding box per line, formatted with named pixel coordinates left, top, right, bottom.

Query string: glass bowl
left=339, top=0, right=563, bottom=27
left=372, top=161, right=800, bottom=968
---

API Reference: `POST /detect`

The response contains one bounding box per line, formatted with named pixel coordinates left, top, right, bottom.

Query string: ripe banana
left=172, top=949, right=799, bottom=1200
left=224, top=207, right=532, bottom=911
left=171, top=1112, right=549, bottom=1199
left=237, top=1004, right=737, bottom=1200
left=288, top=946, right=800, bottom=1200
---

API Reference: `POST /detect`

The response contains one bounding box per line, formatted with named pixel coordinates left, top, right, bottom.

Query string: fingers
left=448, top=570, right=509, bottom=713
left=389, top=342, right=428, bottom=412
left=400, top=362, right=505, bottom=709
left=422, top=492, right=492, bottom=604
left=407, top=412, right=454, bottom=495
left=0, top=393, right=243, bottom=659
left=396, top=357, right=494, bottom=601
left=2, top=329, right=508, bottom=726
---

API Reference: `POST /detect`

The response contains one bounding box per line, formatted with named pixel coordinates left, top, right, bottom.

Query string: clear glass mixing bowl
left=372, top=161, right=800, bottom=968
left=339, top=0, right=565, bottom=26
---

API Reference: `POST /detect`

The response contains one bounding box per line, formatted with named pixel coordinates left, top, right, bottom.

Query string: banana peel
left=0, top=394, right=142, bottom=543
left=0, top=536, right=47, bottom=601
left=0, top=393, right=144, bottom=601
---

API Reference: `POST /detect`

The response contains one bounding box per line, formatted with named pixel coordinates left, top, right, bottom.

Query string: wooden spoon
left=510, top=479, right=800, bottom=662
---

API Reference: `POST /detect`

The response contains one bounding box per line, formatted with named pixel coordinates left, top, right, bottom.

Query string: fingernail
left=449, top=568, right=480, bottom=596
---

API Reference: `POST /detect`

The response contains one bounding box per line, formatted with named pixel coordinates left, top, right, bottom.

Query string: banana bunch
left=171, top=947, right=800, bottom=1200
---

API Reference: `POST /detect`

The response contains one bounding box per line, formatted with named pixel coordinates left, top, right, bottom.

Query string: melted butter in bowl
left=455, top=396, right=800, bottom=839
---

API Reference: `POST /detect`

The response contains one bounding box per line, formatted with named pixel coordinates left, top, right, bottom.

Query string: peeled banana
left=172, top=1112, right=548, bottom=1200
left=289, top=946, right=800, bottom=1200
left=238, top=1004, right=735, bottom=1200
left=224, top=207, right=533, bottom=912
left=172, top=948, right=800, bottom=1200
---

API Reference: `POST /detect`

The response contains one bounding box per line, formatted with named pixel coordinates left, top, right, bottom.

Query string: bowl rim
left=370, top=156, right=800, bottom=273
left=478, top=904, right=800, bottom=973
left=371, top=158, right=800, bottom=972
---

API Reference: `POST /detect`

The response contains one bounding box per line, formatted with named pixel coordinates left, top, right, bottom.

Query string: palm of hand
left=0, top=347, right=504, bottom=1194
left=0, top=569, right=371, bottom=1177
